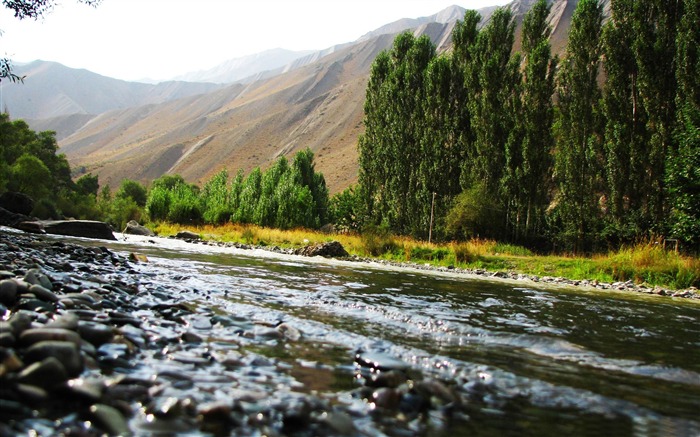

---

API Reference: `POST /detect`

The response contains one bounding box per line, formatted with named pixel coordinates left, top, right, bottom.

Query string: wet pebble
left=89, top=404, right=130, bottom=436
left=0, top=279, right=18, bottom=306
left=27, top=284, right=59, bottom=303
left=78, top=321, right=114, bottom=346
left=19, top=328, right=82, bottom=346
left=356, top=351, right=410, bottom=372
left=24, top=340, right=84, bottom=377
left=17, top=356, right=69, bottom=388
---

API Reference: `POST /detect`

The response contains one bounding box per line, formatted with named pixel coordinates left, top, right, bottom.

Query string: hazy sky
left=1, top=0, right=509, bottom=82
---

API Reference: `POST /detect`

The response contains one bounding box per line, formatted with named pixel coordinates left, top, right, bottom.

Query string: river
left=81, top=233, right=700, bottom=436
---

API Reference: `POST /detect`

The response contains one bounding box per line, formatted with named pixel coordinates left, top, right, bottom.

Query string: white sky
left=1, top=0, right=509, bottom=82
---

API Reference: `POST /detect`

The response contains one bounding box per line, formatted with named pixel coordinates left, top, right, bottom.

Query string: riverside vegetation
left=1, top=0, right=699, bottom=291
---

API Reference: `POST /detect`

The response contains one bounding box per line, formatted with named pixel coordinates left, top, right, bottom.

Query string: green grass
left=148, top=222, right=699, bottom=290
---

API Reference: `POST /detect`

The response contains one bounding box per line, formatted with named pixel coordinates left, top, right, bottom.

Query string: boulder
left=294, top=241, right=349, bottom=258
left=175, top=231, right=200, bottom=240
left=17, top=220, right=116, bottom=241
left=0, top=206, right=33, bottom=227
left=123, top=220, right=155, bottom=236
left=0, top=192, right=34, bottom=216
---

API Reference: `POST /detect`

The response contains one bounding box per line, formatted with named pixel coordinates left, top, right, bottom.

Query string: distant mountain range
left=3, top=0, right=609, bottom=193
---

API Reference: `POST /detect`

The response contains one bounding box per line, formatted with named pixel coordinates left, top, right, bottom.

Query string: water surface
left=92, top=234, right=700, bottom=436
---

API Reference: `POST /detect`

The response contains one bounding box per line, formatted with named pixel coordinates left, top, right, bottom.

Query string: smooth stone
left=65, top=378, right=105, bottom=402
left=415, top=379, right=457, bottom=406
left=319, top=411, right=355, bottom=435
left=355, top=351, right=409, bottom=371
left=175, top=231, right=200, bottom=240
left=8, top=312, right=33, bottom=335
left=25, top=269, right=53, bottom=290
left=28, top=284, right=59, bottom=303
left=46, top=313, right=80, bottom=330
left=181, top=331, right=202, bottom=343
left=366, top=370, right=408, bottom=388
left=0, top=332, right=15, bottom=348
left=191, top=316, right=212, bottom=330
left=124, top=220, right=155, bottom=237
left=18, top=356, right=69, bottom=388
left=0, top=399, right=33, bottom=418
left=277, top=323, right=301, bottom=341
left=89, top=404, right=131, bottom=436
left=24, top=340, right=84, bottom=377
left=17, top=298, right=55, bottom=313
left=39, top=220, right=117, bottom=241
left=254, top=326, right=283, bottom=339
left=16, top=383, right=49, bottom=404
left=372, top=387, right=401, bottom=409
left=78, top=321, right=115, bottom=346
left=20, top=328, right=82, bottom=346
left=0, top=279, right=18, bottom=305
left=0, top=347, right=23, bottom=373
left=97, top=343, right=130, bottom=366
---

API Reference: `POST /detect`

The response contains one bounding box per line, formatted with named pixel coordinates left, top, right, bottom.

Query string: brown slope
left=62, top=33, right=397, bottom=192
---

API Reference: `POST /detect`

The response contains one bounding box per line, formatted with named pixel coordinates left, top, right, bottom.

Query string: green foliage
left=105, top=196, right=142, bottom=231
left=331, top=186, right=360, bottom=232
left=446, top=184, right=503, bottom=240
left=115, top=179, right=148, bottom=207
left=76, top=173, right=99, bottom=197
left=143, top=148, right=329, bottom=230
left=552, top=0, right=604, bottom=252
left=201, top=169, right=233, bottom=225
left=8, top=153, right=52, bottom=200
left=167, top=183, right=202, bottom=224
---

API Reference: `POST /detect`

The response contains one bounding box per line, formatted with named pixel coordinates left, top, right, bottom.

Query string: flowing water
left=91, top=235, right=699, bottom=436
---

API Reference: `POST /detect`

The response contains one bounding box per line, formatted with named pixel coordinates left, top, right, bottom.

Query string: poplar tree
left=667, top=0, right=700, bottom=248
left=553, top=0, right=604, bottom=252
left=601, top=0, right=649, bottom=241
left=468, top=7, right=517, bottom=195
left=632, top=0, right=682, bottom=225
left=511, top=0, right=557, bottom=241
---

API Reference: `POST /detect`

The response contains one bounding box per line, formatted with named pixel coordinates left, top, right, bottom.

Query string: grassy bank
left=150, top=222, right=699, bottom=290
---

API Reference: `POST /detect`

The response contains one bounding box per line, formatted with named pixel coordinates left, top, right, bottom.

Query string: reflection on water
left=89, top=234, right=700, bottom=436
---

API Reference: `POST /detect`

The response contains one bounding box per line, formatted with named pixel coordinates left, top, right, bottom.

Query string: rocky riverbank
left=170, top=235, right=700, bottom=301
left=0, top=229, right=490, bottom=436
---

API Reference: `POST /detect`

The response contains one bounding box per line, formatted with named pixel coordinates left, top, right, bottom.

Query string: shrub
left=361, top=224, right=396, bottom=256
left=452, top=242, right=476, bottom=264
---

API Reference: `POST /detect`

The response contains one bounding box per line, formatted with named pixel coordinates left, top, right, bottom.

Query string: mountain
left=14, top=1, right=610, bottom=194
left=172, top=48, right=315, bottom=84
left=2, top=60, right=226, bottom=137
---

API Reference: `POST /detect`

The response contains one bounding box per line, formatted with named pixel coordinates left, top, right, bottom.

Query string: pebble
left=19, top=328, right=82, bottom=346
left=17, top=356, right=69, bottom=388
left=89, top=404, right=130, bottom=436
left=27, top=284, right=59, bottom=303
left=24, top=340, right=84, bottom=377
left=0, top=279, right=18, bottom=305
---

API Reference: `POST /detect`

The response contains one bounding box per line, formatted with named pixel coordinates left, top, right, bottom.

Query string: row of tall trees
left=146, top=149, right=330, bottom=230
left=355, top=0, right=699, bottom=252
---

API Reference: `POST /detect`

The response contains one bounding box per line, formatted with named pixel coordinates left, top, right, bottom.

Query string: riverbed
left=1, top=229, right=699, bottom=436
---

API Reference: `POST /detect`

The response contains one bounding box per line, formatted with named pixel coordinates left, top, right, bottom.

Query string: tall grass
left=147, top=222, right=699, bottom=290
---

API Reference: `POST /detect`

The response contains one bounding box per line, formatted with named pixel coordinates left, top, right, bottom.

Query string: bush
left=452, top=242, right=475, bottom=264
left=361, top=224, right=396, bottom=256
left=167, top=183, right=202, bottom=224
